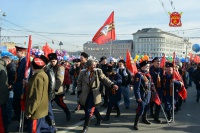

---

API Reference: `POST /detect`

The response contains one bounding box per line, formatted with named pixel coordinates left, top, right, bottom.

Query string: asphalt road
left=9, top=83, right=200, bottom=133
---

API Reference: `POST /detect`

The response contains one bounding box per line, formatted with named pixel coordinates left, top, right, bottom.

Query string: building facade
left=83, top=40, right=133, bottom=60
left=132, top=28, right=192, bottom=57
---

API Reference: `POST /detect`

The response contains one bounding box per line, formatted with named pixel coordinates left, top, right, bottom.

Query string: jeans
left=120, top=86, right=130, bottom=107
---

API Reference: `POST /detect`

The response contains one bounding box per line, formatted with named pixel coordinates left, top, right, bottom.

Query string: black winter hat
left=139, top=60, right=149, bottom=68
left=48, top=53, right=57, bottom=60
left=32, top=58, right=45, bottom=69
left=40, top=55, right=49, bottom=65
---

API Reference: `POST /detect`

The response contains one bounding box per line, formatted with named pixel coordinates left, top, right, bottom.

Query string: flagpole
left=110, top=40, right=112, bottom=57
left=172, top=79, right=175, bottom=123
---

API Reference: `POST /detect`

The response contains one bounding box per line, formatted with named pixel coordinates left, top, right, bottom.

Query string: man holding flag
left=149, top=57, right=163, bottom=123
left=162, top=62, right=182, bottom=122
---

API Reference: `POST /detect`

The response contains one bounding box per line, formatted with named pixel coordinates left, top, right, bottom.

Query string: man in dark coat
left=2, top=56, right=16, bottom=124
left=193, top=63, right=200, bottom=102
left=0, top=59, right=9, bottom=133
left=149, top=57, right=163, bottom=123
left=133, top=60, right=152, bottom=130
left=12, top=46, right=27, bottom=121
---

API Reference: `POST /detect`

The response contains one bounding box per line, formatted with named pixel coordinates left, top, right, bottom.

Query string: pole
left=0, top=27, right=1, bottom=46
left=172, top=80, right=175, bottom=123
left=110, top=40, right=112, bottom=57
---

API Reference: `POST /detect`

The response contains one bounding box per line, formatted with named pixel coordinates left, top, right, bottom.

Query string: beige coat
left=54, top=65, right=65, bottom=95
left=77, top=68, right=114, bottom=106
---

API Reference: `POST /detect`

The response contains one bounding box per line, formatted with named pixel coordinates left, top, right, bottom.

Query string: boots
left=115, top=105, right=121, bottom=118
left=167, top=111, right=172, bottom=123
left=150, top=102, right=155, bottom=118
left=64, top=109, right=71, bottom=121
left=94, top=112, right=102, bottom=126
left=81, top=117, right=90, bottom=133
left=154, top=106, right=162, bottom=123
left=142, top=113, right=151, bottom=125
left=133, top=114, right=140, bottom=130
left=103, top=107, right=112, bottom=121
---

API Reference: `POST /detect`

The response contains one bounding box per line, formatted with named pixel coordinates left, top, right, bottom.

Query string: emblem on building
left=168, top=12, right=183, bottom=27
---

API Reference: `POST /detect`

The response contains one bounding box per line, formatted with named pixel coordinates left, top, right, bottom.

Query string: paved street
left=9, top=83, right=200, bottom=133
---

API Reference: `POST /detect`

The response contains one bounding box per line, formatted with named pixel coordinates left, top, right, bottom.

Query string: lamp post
left=0, top=9, right=6, bottom=46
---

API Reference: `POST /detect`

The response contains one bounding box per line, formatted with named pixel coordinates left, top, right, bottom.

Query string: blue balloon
left=192, top=44, right=200, bottom=53
left=181, top=57, right=185, bottom=63
left=185, top=58, right=189, bottom=62
left=63, top=56, right=67, bottom=61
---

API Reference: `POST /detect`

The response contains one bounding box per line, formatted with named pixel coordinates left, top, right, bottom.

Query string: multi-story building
left=132, top=28, right=192, bottom=57
left=83, top=40, right=133, bottom=60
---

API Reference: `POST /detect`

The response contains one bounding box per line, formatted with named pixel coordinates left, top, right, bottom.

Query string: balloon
left=134, top=59, right=137, bottom=62
left=63, top=56, right=67, bottom=61
left=181, top=57, right=185, bottom=63
left=135, top=55, right=139, bottom=59
left=192, top=44, right=200, bottom=53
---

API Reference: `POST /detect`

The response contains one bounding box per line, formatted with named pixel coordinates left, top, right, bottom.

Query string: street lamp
left=0, top=9, right=6, bottom=46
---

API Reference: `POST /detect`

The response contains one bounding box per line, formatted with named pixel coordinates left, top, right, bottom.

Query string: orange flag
left=151, top=92, right=161, bottom=105
left=160, top=54, right=166, bottom=68
left=92, top=11, right=116, bottom=44
left=126, top=49, right=137, bottom=74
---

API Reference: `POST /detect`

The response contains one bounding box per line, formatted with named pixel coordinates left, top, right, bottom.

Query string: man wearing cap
left=77, top=59, right=118, bottom=133
left=149, top=57, right=163, bottom=123
left=133, top=60, right=152, bottom=130
left=12, top=46, right=28, bottom=121
left=40, top=55, right=56, bottom=126
left=48, top=53, right=71, bottom=121
left=162, top=63, right=182, bottom=122
left=99, top=56, right=109, bottom=108
left=70, top=58, right=81, bottom=95
left=26, top=57, right=56, bottom=133
left=116, top=59, right=132, bottom=109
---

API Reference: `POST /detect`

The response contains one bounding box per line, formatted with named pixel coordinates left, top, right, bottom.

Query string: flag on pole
left=92, top=11, right=115, bottom=44
left=160, top=54, right=166, bottom=68
left=126, top=49, right=137, bottom=74
left=21, top=35, right=32, bottom=111
left=152, top=92, right=161, bottom=105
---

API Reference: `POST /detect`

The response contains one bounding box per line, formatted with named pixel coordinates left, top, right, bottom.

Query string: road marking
left=58, top=96, right=135, bottom=132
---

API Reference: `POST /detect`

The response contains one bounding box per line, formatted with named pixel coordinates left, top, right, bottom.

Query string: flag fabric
left=92, top=11, right=115, bottom=44
left=126, top=49, right=137, bottom=75
left=151, top=92, right=161, bottom=105
left=42, top=43, right=51, bottom=57
left=160, top=54, right=166, bottom=68
left=194, top=55, right=200, bottom=64
left=21, top=35, right=32, bottom=111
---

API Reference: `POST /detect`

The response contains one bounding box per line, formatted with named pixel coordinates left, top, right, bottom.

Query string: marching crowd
left=0, top=45, right=200, bottom=133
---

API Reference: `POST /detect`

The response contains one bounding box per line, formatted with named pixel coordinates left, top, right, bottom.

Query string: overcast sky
left=0, top=0, right=200, bottom=51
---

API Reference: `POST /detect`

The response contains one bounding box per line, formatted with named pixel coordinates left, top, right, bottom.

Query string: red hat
left=32, top=58, right=45, bottom=69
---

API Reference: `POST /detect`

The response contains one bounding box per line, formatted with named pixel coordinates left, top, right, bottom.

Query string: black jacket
left=6, top=61, right=16, bottom=87
left=193, top=68, right=200, bottom=87
left=44, top=66, right=56, bottom=101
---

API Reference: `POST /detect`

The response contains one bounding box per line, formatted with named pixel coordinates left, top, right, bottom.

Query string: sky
left=0, top=0, right=200, bottom=51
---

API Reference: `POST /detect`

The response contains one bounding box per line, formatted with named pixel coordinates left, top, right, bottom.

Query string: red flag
left=132, top=63, right=138, bottom=75
left=21, top=35, right=32, bottom=111
left=152, top=92, right=161, bottom=105
left=42, top=42, right=51, bottom=57
left=126, top=49, right=135, bottom=74
left=160, top=54, right=166, bottom=68
left=92, top=11, right=115, bottom=44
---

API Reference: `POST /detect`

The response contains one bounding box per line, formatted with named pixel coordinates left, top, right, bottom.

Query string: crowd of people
left=0, top=45, right=199, bottom=133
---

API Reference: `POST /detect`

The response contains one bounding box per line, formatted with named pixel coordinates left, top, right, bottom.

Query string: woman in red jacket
left=63, top=61, right=72, bottom=93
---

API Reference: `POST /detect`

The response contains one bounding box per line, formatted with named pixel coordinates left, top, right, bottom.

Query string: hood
left=0, top=59, right=6, bottom=67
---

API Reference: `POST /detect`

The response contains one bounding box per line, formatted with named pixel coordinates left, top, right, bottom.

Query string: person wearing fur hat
left=162, top=62, right=182, bottom=123
left=99, top=56, right=109, bottom=108
left=40, top=55, right=56, bottom=126
left=80, top=52, right=89, bottom=69
left=48, top=53, right=71, bottom=121
left=77, top=59, right=118, bottom=133
left=133, top=60, right=152, bottom=130
left=70, top=58, right=81, bottom=95
left=26, top=57, right=56, bottom=133
left=116, top=59, right=132, bottom=109
left=103, top=64, right=122, bottom=121
left=149, top=57, right=163, bottom=123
